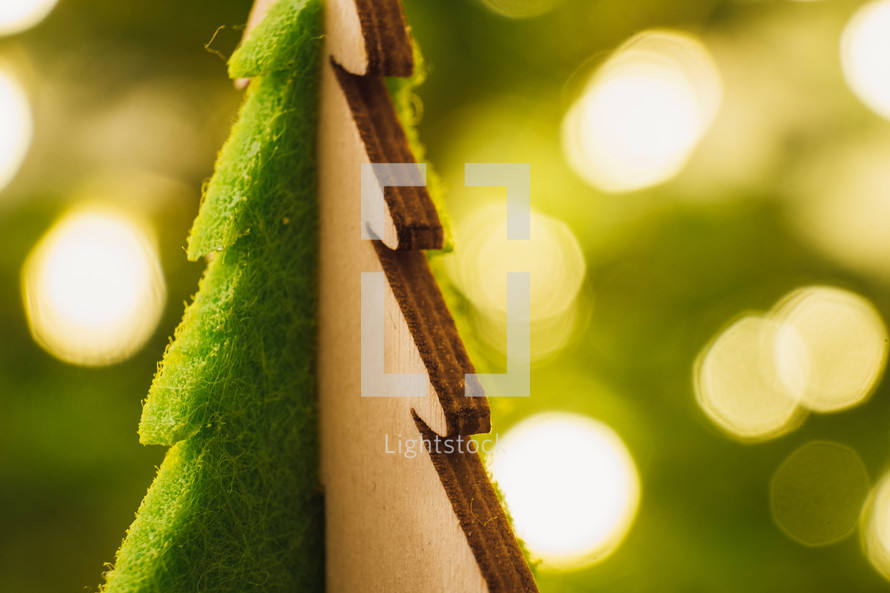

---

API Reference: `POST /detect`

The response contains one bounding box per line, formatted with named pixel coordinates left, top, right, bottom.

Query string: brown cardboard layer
left=354, top=0, right=414, bottom=77
left=334, top=61, right=444, bottom=251
left=374, top=240, right=491, bottom=436
left=414, top=412, right=539, bottom=593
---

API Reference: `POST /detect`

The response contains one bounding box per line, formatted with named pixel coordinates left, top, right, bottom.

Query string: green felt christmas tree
left=99, top=1, right=325, bottom=591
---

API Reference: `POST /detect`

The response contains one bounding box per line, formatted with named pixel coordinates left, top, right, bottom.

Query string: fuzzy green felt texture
left=99, top=1, right=324, bottom=591
left=188, top=0, right=322, bottom=260
left=228, top=0, right=318, bottom=80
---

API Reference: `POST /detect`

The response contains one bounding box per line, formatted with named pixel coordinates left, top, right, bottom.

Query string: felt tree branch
left=99, top=1, right=325, bottom=591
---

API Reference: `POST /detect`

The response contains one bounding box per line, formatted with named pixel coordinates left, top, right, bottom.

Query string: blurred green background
left=4, top=0, right=890, bottom=591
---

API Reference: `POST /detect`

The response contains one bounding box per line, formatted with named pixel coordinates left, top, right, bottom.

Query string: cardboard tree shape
left=316, top=1, right=538, bottom=591
left=99, top=0, right=537, bottom=591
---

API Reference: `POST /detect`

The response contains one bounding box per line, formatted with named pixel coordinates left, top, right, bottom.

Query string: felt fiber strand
left=99, top=1, right=324, bottom=591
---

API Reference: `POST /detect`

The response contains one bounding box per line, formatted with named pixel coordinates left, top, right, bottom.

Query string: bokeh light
left=22, top=208, right=166, bottom=366
left=0, top=68, right=32, bottom=193
left=771, top=441, right=870, bottom=546
left=696, top=286, right=887, bottom=441
left=448, top=204, right=585, bottom=319
left=444, top=203, right=586, bottom=362
left=788, top=134, right=890, bottom=278
left=488, top=412, right=640, bottom=568
left=695, top=315, right=806, bottom=441
left=863, top=471, right=890, bottom=581
left=772, top=286, right=887, bottom=413
left=0, top=0, right=58, bottom=36
left=789, top=136, right=890, bottom=280
left=842, top=0, right=890, bottom=120
left=562, top=30, right=722, bottom=193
